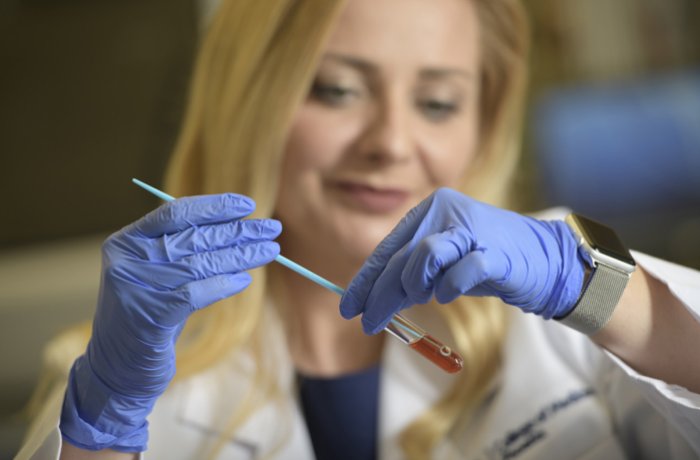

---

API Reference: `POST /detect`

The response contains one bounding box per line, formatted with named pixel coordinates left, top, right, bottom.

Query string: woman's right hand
left=59, top=194, right=281, bottom=453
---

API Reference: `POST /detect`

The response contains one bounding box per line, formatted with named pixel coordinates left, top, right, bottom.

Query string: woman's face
left=276, top=0, right=481, bottom=268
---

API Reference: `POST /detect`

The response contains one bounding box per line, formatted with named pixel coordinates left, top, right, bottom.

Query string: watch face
left=573, top=214, right=636, bottom=266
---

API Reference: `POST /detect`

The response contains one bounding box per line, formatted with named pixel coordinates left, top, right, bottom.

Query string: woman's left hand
left=340, top=188, right=586, bottom=334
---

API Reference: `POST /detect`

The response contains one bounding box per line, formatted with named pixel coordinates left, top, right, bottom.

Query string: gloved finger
left=362, top=296, right=414, bottom=335
left=340, top=240, right=409, bottom=320
left=340, top=195, right=434, bottom=318
left=356, top=243, right=416, bottom=334
left=400, top=227, right=471, bottom=305
left=127, top=194, right=256, bottom=238
left=148, top=272, right=252, bottom=328
left=178, top=241, right=280, bottom=282
left=434, top=249, right=508, bottom=303
left=156, top=218, right=282, bottom=261
left=183, top=272, right=253, bottom=310
left=138, top=241, right=279, bottom=290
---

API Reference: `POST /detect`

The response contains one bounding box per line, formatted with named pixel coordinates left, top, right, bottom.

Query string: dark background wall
left=0, top=0, right=197, bottom=248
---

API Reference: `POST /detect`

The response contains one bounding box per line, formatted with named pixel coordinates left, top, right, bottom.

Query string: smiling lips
left=334, top=181, right=410, bottom=213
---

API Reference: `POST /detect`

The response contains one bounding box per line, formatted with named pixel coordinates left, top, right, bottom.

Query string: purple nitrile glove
left=60, top=194, right=281, bottom=452
left=340, top=188, right=585, bottom=335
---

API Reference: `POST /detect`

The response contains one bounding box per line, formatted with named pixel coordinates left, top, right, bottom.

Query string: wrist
left=60, top=355, right=154, bottom=452
left=534, top=220, right=587, bottom=319
left=556, top=213, right=636, bottom=334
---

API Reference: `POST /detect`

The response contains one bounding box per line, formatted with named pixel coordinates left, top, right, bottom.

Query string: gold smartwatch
left=557, top=213, right=636, bottom=335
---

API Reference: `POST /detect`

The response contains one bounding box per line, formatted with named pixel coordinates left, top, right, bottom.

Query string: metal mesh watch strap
left=558, top=264, right=630, bottom=335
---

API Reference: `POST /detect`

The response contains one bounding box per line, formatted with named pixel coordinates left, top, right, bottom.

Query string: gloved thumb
left=340, top=195, right=434, bottom=319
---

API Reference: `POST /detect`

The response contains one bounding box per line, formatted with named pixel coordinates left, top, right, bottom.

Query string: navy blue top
left=298, top=365, right=381, bottom=460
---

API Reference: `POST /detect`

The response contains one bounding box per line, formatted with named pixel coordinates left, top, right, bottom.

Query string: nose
left=355, top=97, right=414, bottom=165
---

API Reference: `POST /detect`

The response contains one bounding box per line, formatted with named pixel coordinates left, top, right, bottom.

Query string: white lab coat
left=15, top=251, right=700, bottom=460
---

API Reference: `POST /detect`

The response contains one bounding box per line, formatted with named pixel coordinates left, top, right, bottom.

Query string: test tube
left=385, top=315, right=464, bottom=374
left=132, top=178, right=465, bottom=374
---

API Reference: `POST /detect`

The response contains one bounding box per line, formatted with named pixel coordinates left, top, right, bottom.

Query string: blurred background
left=1, top=0, right=699, bottom=456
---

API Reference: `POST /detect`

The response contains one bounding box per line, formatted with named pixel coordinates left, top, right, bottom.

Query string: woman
left=17, top=0, right=700, bottom=458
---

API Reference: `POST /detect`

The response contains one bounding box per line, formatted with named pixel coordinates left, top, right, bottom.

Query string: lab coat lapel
left=174, top=307, right=315, bottom=459
left=378, top=307, right=461, bottom=460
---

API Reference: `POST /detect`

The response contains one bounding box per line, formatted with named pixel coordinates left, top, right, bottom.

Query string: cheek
left=284, top=113, right=334, bottom=174
left=283, top=106, right=361, bottom=173
left=276, top=106, right=360, bottom=221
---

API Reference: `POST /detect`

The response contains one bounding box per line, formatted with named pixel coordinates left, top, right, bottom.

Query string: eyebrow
left=322, top=52, right=475, bottom=81
left=323, top=53, right=377, bottom=74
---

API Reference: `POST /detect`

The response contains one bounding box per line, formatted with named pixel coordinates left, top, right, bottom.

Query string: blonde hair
left=34, top=0, right=529, bottom=457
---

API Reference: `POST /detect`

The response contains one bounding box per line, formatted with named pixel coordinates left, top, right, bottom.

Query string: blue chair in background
left=531, top=70, right=700, bottom=268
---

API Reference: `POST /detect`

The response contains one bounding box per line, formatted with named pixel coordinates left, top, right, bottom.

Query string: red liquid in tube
left=408, top=334, right=464, bottom=373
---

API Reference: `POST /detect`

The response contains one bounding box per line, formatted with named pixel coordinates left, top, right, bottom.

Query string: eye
left=417, top=99, right=460, bottom=122
left=310, top=81, right=360, bottom=107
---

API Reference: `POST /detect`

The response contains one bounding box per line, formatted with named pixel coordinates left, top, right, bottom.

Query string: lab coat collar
left=175, top=304, right=461, bottom=459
